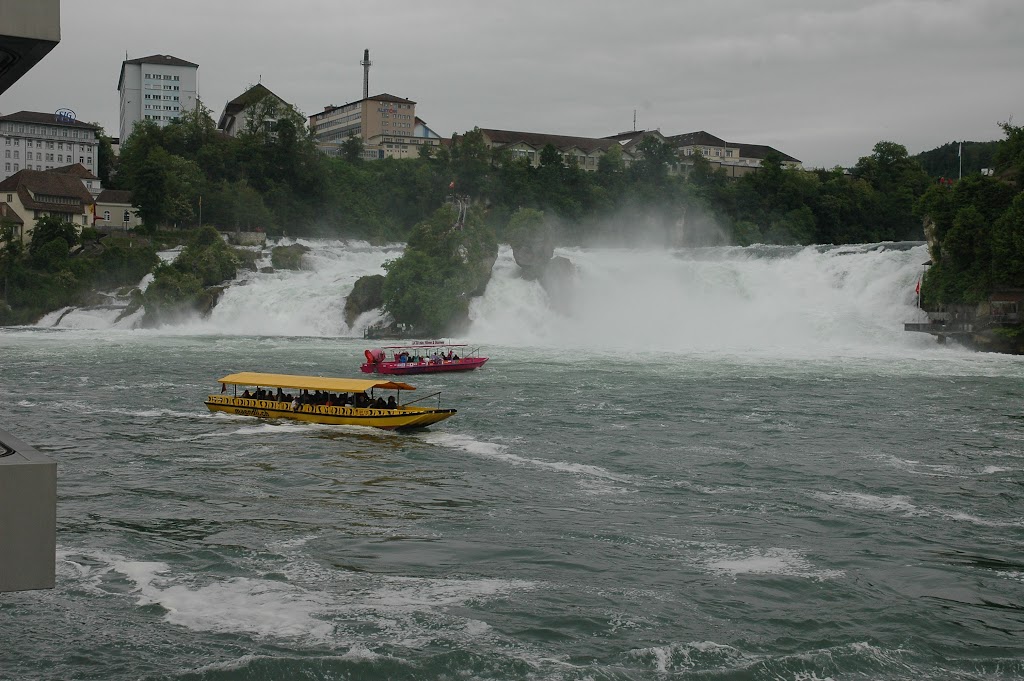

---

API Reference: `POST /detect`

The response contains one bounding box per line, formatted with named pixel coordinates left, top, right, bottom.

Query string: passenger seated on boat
left=291, top=397, right=300, bottom=411
left=374, top=397, right=387, bottom=408
left=452, top=354, right=460, bottom=360
left=387, top=396, right=397, bottom=409
left=242, top=389, right=252, bottom=398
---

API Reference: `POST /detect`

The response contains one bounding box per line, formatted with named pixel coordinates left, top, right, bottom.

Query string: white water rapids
left=37, top=238, right=936, bottom=357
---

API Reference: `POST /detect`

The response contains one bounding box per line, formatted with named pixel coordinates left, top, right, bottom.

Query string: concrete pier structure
left=0, top=428, right=56, bottom=592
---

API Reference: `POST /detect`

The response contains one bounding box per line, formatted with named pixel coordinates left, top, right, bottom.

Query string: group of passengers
left=239, top=387, right=398, bottom=411
left=396, top=350, right=460, bottom=364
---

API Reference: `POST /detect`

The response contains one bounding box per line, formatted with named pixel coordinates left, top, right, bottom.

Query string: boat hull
left=360, top=357, right=488, bottom=375
left=205, top=396, right=455, bottom=430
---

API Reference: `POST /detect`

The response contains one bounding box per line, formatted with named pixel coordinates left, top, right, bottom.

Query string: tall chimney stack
left=360, top=49, right=371, bottom=100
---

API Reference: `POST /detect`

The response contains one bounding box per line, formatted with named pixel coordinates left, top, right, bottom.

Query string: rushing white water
left=470, top=242, right=934, bottom=356
left=38, top=238, right=936, bottom=356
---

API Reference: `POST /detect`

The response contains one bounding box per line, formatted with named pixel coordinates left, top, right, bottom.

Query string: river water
left=1, top=241, right=1023, bottom=680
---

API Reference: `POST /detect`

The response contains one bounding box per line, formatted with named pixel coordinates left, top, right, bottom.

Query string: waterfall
left=38, top=238, right=935, bottom=355
left=470, top=242, right=934, bottom=355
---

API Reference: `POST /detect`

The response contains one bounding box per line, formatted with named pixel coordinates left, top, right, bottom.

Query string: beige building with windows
left=475, top=129, right=668, bottom=172
left=309, top=93, right=441, bottom=160
left=667, top=131, right=802, bottom=177
left=0, top=168, right=95, bottom=244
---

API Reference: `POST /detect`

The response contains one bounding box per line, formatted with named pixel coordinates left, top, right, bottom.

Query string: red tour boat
left=360, top=341, right=489, bottom=375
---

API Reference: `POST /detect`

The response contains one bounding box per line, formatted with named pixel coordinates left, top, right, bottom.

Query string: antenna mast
left=633, top=109, right=637, bottom=132
left=360, top=49, right=371, bottom=99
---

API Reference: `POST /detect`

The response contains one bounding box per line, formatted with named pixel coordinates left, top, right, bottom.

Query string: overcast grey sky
left=3, top=0, right=1022, bottom=168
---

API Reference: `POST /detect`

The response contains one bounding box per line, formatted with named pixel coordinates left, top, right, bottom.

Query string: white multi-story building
left=0, top=111, right=100, bottom=183
left=117, top=54, right=198, bottom=141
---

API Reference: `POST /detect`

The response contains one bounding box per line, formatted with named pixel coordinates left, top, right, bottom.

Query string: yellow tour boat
left=206, top=372, right=456, bottom=430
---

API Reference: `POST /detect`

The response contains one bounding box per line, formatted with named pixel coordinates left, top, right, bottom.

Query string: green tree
left=28, top=216, right=78, bottom=257
left=340, top=135, right=365, bottom=163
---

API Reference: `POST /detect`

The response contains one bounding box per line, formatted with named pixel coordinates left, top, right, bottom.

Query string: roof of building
left=0, top=111, right=100, bottom=130
left=667, top=131, right=729, bottom=148
left=726, top=142, right=801, bottom=164
left=118, top=54, right=197, bottom=90
left=0, top=202, right=24, bottom=225
left=479, top=128, right=624, bottom=154
left=48, top=163, right=99, bottom=180
left=312, top=93, right=416, bottom=118
left=96, top=189, right=133, bottom=204
left=0, top=169, right=94, bottom=211
left=218, top=83, right=293, bottom=130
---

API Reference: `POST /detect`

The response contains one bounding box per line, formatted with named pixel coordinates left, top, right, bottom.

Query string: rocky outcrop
left=539, top=256, right=578, bottom=314
left=271, top=243, right=310, bottom=270
left=511, top=230, right=555, bottom=280
left=225, top=231, right=267, bottom=247
left=344, top=274, right=385, bottom=328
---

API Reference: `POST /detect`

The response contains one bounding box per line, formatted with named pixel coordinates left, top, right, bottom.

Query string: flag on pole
left=915, top=280, right=921, bottom=295
left=221, top=383, right=226, bottom=393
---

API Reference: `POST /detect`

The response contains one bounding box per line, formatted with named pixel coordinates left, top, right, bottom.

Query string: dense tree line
left=0, top=217, right=158, bottom=324
left=919, top=122, right=1024, bottom=305
left=108, top=104, right=955, bottom=247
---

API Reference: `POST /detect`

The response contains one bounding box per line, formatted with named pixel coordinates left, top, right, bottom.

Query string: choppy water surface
left=2, top=243, right=1023, bottom=680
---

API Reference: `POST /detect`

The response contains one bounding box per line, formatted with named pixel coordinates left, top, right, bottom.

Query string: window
left=36, top=153, right=41, bottom=161
left=46, top=154, right=53, bottom=161
left=104, top=210, right=110, bottom=221
left=3, top=150, right=8, bottom=158
left=13, top=164, right=17, bottom=171
left=3, top=163, right=8, bottom=171
left=57, top=155, right=63, bottom=162
left=80, top=157, right=84, bottom=163
left=5, top=194, right=10, bottom=201
left=174, top=75, right=179, bottom=81
left=58, top=143, right=63, bottom=150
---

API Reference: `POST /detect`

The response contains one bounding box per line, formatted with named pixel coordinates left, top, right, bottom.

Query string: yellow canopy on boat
left=217, top=372, right=416, bottom=393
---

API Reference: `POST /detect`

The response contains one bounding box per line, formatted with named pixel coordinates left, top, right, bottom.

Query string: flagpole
left=959, top=142, right=962, bottom=181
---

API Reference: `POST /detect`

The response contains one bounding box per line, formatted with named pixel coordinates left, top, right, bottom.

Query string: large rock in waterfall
left=539, top=256, right=578, bottom=314
left=271, top=243, right=310, bottom=270
left=508, top=208, right=555, bottom=280
left=344, top=274, right=385, bottom=328
left=379, top=204, right=499, bottom=337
